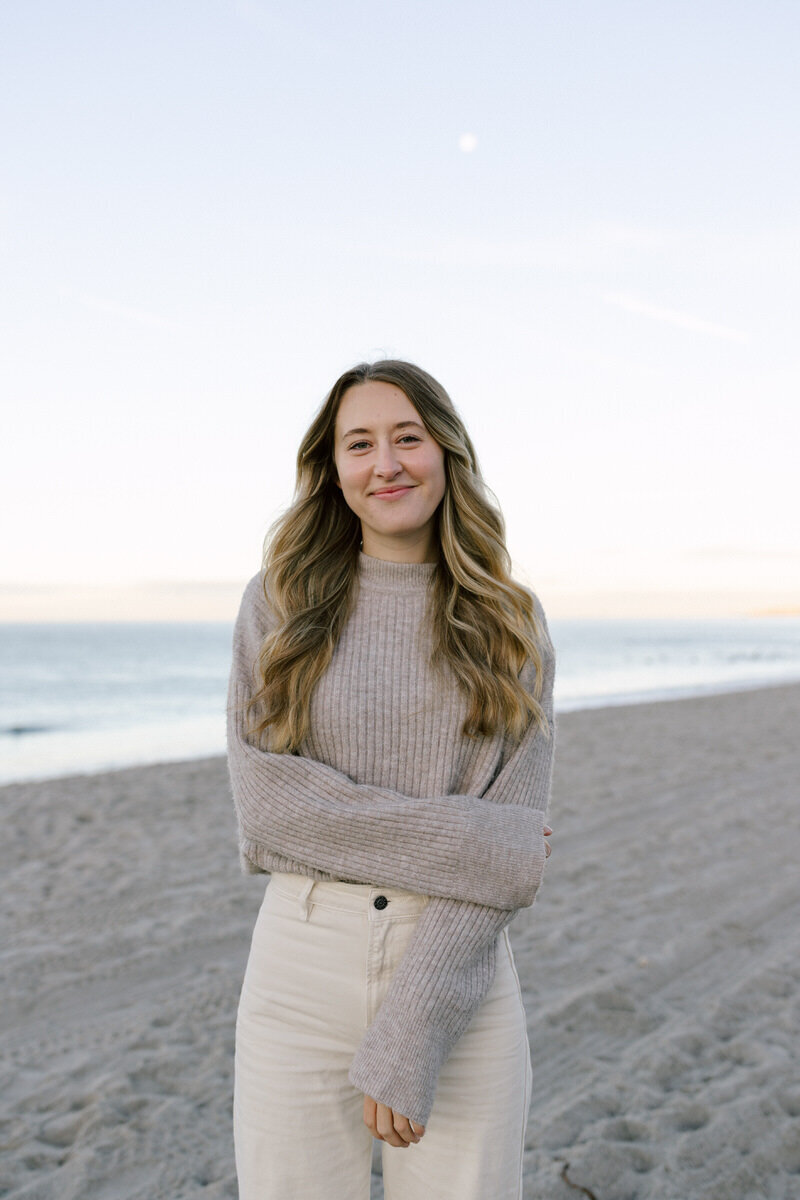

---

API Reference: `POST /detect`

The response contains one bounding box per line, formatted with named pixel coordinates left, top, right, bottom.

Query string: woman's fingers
left=375, top=1102, right=403, bottom=1146
left=363, top=1095, right=382, bottom=1139
left=544, top=824, right=552, bottom=857
left=362, top=1095, right=424, bottom=1146
left=377, top=1103, right=418, bottom=1147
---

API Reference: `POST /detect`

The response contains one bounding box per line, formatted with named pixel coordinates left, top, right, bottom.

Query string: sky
left=1, top=0, right=798, bottom=619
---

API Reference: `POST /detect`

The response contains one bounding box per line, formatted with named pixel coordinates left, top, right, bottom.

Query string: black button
left=373, top=895, right=389, bottom=910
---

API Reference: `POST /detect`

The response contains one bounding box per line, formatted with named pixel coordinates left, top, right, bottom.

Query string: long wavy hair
left=248, top=359, right=552, bottom=752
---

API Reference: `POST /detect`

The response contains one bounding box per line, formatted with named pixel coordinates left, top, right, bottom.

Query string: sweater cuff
left=347, top=1004, right=452, bottom=1128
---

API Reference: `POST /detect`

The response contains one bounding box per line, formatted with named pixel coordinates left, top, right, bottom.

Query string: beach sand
left=1, top=682, right=799, bottom=1200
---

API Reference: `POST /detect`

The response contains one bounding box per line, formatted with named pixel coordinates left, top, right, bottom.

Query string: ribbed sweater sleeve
left=347, top=626, right=556, bottom=1126
left=227, top=573, right=547, bottom=910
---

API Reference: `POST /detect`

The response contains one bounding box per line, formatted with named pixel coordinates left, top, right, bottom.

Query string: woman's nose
left=373, top=443, right=401, bottom=474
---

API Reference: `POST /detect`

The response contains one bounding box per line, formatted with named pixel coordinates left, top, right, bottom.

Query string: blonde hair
left=249, top=359, right=552, bottom=752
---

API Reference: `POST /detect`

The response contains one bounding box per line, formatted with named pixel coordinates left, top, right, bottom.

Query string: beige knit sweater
left=226, top=550, right=556, bottom=1126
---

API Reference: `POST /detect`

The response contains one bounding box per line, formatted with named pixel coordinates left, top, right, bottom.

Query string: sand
left=1, top=682, right=799, bottom=1200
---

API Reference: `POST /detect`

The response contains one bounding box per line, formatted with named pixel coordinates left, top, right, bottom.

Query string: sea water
left=2, top=617, right=800, bottom=785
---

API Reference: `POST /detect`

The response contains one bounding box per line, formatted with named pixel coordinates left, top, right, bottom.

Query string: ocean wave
left=0, top=724, right=56, bottom=737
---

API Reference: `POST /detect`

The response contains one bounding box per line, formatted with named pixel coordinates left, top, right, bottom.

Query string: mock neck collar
left=357, top=550, right=438, bottom=593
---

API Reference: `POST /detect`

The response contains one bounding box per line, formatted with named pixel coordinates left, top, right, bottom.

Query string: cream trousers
left=234, top=872, right=533, bottom=1200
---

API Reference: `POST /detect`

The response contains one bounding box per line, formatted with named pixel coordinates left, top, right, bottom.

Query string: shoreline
left=3, top=674, right=800, bottom=790
left=2, top=681, right=799, bottom=1199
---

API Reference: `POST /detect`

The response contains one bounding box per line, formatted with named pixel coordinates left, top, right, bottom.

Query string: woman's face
left=333, top=380, right=446, bottom=561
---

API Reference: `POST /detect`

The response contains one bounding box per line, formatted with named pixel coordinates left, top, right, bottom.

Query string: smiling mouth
left=372, top=486, right=414, bottom=496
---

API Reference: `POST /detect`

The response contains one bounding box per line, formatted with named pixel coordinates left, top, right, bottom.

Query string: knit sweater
left=226, top=550, right=557, bottom=1126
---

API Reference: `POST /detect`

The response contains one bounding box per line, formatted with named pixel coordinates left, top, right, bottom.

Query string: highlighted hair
left=249, top=359, right=552, bottom=752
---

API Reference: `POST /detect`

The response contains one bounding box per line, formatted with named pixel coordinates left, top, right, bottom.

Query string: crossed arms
left=226, top=572, right=556, bottom=1125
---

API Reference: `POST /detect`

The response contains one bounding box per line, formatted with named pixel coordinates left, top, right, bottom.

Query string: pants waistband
left=268, top=872, right=430, bottom=921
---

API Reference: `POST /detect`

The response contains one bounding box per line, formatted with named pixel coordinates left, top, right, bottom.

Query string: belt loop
left=296, top=876, right=315, bottom=921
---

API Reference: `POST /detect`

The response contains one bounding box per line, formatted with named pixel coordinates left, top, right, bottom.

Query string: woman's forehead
left=336, top=381, right=419, bottom=429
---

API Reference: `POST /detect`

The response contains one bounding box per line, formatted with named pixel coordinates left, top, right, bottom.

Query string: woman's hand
left=363, top=1094, right=425, bottom=1147
left=544, top=824, right=552, bottom=857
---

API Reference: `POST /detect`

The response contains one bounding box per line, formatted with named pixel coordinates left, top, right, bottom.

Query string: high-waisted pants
left=234, top=872, right=533, bottom=1200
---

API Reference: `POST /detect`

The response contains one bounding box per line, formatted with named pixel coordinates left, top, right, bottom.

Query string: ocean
left=2, top=617, right=800, bottom=785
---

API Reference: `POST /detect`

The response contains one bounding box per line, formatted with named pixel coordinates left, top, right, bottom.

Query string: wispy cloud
left=224, top=221, right=681, bottom=273
left=603, top=291, right=749, bottom=343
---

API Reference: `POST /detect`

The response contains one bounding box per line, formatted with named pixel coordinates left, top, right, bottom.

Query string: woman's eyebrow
left=340, top=420, right=425, bottom=441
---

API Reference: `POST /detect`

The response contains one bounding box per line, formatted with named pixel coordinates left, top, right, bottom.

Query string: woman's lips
left=372, top=486, right=414, bottom=499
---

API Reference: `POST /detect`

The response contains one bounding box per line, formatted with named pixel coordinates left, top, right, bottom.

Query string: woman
left=227, top=359, right=556, bottom=1199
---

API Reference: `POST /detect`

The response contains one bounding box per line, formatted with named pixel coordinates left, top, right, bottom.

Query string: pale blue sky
left=2, top=1, right=798, bottom=617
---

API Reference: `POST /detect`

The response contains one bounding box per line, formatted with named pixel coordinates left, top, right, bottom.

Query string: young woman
left=227, top=359, right=556, bottom=1200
